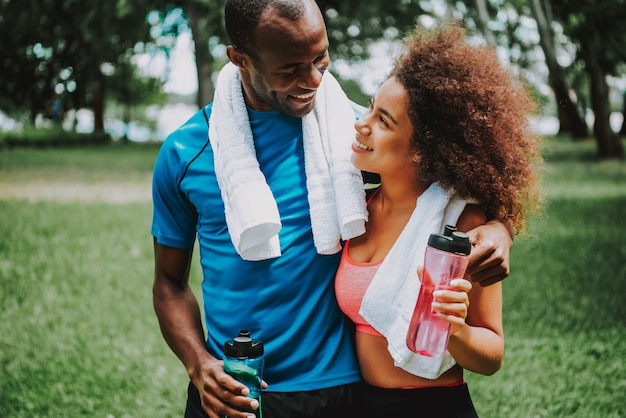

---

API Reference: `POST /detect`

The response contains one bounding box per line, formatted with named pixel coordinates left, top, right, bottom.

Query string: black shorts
left=184, top=381, right=361, bottom=418
left=355, top=381, right=479, bottom=418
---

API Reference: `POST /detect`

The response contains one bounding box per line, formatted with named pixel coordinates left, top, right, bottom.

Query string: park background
left=1, top=1, right=625, bottom=417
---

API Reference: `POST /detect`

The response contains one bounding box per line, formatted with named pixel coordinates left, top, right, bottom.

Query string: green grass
left=0, top=144, right=194, bottom=417
left=0, top=202, right=186, bottom=417
left=0, top=128, right=111, bottom=148
left=0, top=138, right=625, bottom=417
left=0, top=144, right=158, bottom=184
left=467, top=137, right=626, bottom=417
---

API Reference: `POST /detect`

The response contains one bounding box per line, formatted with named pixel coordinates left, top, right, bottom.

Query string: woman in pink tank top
left=335, top=22, right=542, bottom=417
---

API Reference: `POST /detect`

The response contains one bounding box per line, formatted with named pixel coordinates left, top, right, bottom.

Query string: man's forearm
left=153, top=280, right=212, bottom=378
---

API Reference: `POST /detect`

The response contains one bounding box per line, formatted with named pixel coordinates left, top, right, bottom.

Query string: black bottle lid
left=224, top=330, right=264, bottom=359
left=427, top=224, right=471, bottom=255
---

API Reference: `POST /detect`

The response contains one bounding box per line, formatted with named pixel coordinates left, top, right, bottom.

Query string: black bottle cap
left=428, top=225, right=471, bottom=255
left=223, top=330, right=264, bottom=359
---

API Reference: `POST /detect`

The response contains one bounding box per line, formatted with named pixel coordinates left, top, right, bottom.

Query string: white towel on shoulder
left=302, top=67, right=368, bottom=254
left=208, top=62, right=367, bottom=261
left=359, top=182, right=467, bottom=379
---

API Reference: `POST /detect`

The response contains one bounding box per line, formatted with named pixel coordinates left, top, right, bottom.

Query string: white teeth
left=293, top=93, right=314, bottom=99
left=354, top=140, right=373, bottom=151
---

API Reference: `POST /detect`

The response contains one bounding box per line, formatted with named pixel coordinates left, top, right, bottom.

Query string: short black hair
left=225, top=0, right=307, bottom=57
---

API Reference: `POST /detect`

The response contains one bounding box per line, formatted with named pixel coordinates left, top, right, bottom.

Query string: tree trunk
left=122, top=60, right=130, bottom=144
left=29, top=96, right=38, bottom=125
left=93, top=71, right=105, bottom=133
left=92, top=1, right=105, bottom=133
left=472, top=0, right=497, bottom=47
left=528, top=0, right=588, bottom=138
left=619, top=90, right=626, bottom=136
left=582, top=28, right=623, bottom=158
left=192, top=26, right=215, bottom=108
left=185, top=0, right=216, bottom=109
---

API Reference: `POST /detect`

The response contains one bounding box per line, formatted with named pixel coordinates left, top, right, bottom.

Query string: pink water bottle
left=406, top=225, right=471, bottom=357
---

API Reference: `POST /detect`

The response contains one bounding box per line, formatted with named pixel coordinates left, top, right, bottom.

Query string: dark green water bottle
left=223, top=330, right=264, bottom=418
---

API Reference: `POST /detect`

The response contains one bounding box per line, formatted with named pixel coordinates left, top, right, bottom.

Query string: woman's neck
left=375, top=176, right=427, bottom=214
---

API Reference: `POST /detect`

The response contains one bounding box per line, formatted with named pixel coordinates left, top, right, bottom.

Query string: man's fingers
left=470, top=267, right=507, bottom=287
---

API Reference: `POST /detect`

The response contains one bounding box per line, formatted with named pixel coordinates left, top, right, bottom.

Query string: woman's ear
left=411, top=152, right=421, bottom=165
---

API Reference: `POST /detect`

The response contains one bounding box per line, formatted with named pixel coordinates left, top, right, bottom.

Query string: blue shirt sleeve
left=151, top=135, right=198, bottom=249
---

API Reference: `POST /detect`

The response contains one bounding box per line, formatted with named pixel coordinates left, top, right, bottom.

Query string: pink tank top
left=335, top=240, right=384, bottom=337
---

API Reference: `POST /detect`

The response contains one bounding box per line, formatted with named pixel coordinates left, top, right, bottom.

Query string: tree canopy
left=0, top=0, right=168, bottom=129
left=1, top=0, right=624, bottom=156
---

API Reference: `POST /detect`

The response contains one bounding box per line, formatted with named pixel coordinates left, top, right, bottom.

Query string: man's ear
left=226, top=45, right=251, bottom=72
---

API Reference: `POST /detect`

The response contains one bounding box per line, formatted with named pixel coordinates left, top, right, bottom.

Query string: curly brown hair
left=391, top=22, right=543, bottom=235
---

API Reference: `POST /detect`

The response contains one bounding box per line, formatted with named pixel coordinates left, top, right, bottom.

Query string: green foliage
left=551, top=0, right=626, bottom=74
left=0, top=0, right=167, bottom=121
left=106, top=60, right=167, bottom=108
left=0, top=138, right=625, bottom=417
left=337, top=78, right=370, bottom=107
left=318, top=0, right=430, bottom=62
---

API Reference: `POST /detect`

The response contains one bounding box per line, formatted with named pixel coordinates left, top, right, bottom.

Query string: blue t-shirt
left=151, top=104, right=361, bottom=392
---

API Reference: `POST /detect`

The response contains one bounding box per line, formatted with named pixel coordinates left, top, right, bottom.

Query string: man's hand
left=466, top=220, right=513, bottom=287
left=192, top=357, right=267, bottom=418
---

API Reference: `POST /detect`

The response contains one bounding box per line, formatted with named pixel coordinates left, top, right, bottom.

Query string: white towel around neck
left=359, top=182, right=467, bottom=379
left=208, top=62, right=367, bottom=261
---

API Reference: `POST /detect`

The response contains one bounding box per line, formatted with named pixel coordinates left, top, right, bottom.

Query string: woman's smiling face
left=352, top=76, right=416, bottom=177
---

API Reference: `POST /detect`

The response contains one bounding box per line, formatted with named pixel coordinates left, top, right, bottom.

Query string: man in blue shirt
left=151, top=1, right=513, bottom=417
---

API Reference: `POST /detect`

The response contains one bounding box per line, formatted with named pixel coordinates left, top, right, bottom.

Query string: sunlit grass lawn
left=1, top=139, right=625, bottom=417
left=467, top=138, right=626, bottom=417
left=0, top=144, right=194, bottom=417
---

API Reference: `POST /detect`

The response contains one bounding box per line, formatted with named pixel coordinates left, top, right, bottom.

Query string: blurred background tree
left=106, top=58, right=168, bottom=143
left=0, top=0, right=624, bottom=157
left=549, top=0, right=626, bottom=157
left=0, top=0, right=177, bottom=133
